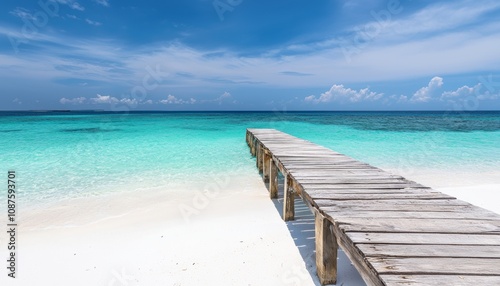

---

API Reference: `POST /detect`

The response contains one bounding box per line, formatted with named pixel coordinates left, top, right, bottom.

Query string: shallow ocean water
left=1, top=111, right=499, bottom=206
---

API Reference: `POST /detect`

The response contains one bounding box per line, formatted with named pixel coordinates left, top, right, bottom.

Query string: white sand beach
left=1, top=170, right=499, bottom=286
left=1, top=174, right=323, bottom=286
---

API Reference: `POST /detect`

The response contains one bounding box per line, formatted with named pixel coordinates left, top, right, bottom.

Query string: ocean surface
left=1, top=111, right=499, bottom=207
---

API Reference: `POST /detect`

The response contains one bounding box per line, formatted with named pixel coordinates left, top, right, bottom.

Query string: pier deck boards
left=246, top=128, right=500, bottom=286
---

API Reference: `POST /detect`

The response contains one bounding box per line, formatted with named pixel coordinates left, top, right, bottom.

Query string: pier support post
left=263, top=151, right=270, bottom=183
left=283, top=174, right=295, bottom=221
left=269, top=159, right=278, bottom=199
left=246, top=132, right=251, bottom=149
left=257, top=146, right=264, bottom=174
left=315, top=212, right=337, bottom=285
left=256, top=144, right=261, bottom=171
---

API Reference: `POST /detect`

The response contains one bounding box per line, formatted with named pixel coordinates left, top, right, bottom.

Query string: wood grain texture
left=269, top=159, right=278, bottom=199
left=315, top=212, right=337, bottom=285
left=283, top=174, right=295, bottom=221
left=380, top=275, right=500, bottom=285
left=246, top=128, right=500, bottom=286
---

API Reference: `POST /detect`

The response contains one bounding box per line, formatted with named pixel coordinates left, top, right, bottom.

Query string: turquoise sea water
left=1, top=111, right=499, bottom=206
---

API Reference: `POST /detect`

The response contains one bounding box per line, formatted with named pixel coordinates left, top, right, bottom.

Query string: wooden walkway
left=246, top=128, right=500, bottom=286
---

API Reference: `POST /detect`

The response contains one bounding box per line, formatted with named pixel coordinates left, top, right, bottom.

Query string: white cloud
left=197, top=91, right=233, bottom=104
left=60, top=97, right=86, bottom=104
left=13, top=98, right=22, bottom=104
left=89, top=94, right=142, bottom=106
left=2, top=1, right=500, bottom=94
left=94, top=0, right=110, bottom=7
left=90, top=94, right=118, bottom=104
left=159, top=94, right=196, bottom=105
left=85, top=19, right=102, bottom=26
left=442, top=83, right=499, bottom=101
left=215, top=91, right=231, bottom=102
left=54, top=0, right=85, bottom=11
left=305, top=84, right=383, bottom=103
left=120, top=98, right=138, bottom=106
left=442, top=84, right=479, bottom=98
left=411, top=76, right=443, bottom=102
left=220, top=91, right=231, bottom=99
left=385, top=0, right=500, bottom=37
left=66, top=14, right=79, bottom=19
left=213, top=91, right=232, bottom=104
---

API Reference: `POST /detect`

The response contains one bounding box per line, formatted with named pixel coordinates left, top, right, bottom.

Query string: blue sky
left=1, top=0, right=500, bottom=110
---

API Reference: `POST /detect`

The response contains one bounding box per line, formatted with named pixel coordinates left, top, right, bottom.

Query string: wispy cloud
left=2, top=0, right=500, bottom=102
left=305, top=85, right=383, bottom=103
left=280, top=71, right=313, bottom=77
left=383, top=0, right=500, bottom=37
left=9, top=7, right=35, bottom=20
left=54, top=0, right=85, bottom=11
left=2, top=23, right=500, bottom=91
left=212, top=91, right=233, bottom=104
left=85, top=19, right=102, bottom=26
left=159, top=94, right=196, bottom=104
left=90, top=94, right=118, bottom=104
left=60, top=97, right=86, bottom=104
left=94, top=0, right=110, bottom=7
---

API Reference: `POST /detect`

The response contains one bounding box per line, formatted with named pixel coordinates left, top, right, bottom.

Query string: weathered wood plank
left=315, top=199, right=467, bottom=209
left=325, top=209, right=500, bottom=220
left=302, top=183, right=427, bottom=189
left=358, top=244, right=500, bottom=258
left=381, top=275, right=500, bottom=286
left=348, top=232, right=500, bottom=245
left=308, top=192, right=452, bottom=201
left=310, top=189, right=434, bottom=195
left=332, top=221, right=386, bottom=286
left=247, top=128, right=500, bottom=286
left=368, top=257, right=500, bottom=275
left=292, top=175, right=405, bottom=180
left=296, top=178, right=410, bottom=184
left=336, top=218, right=500, bottom=234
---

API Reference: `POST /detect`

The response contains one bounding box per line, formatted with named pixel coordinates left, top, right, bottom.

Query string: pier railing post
left=315, top=212, right=337, bottom=285
left=283, top=174, right=295, bottom=221
left=269, top=159, right=278, bottom=199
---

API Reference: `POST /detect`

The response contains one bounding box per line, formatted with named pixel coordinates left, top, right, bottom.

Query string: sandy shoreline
left=1, top=171, right=499, bottom=285
left=2, top=175, right=321, bottom=286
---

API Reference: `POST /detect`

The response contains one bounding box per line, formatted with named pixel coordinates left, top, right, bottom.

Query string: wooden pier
left=246, top=128, right=500, bottom=286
